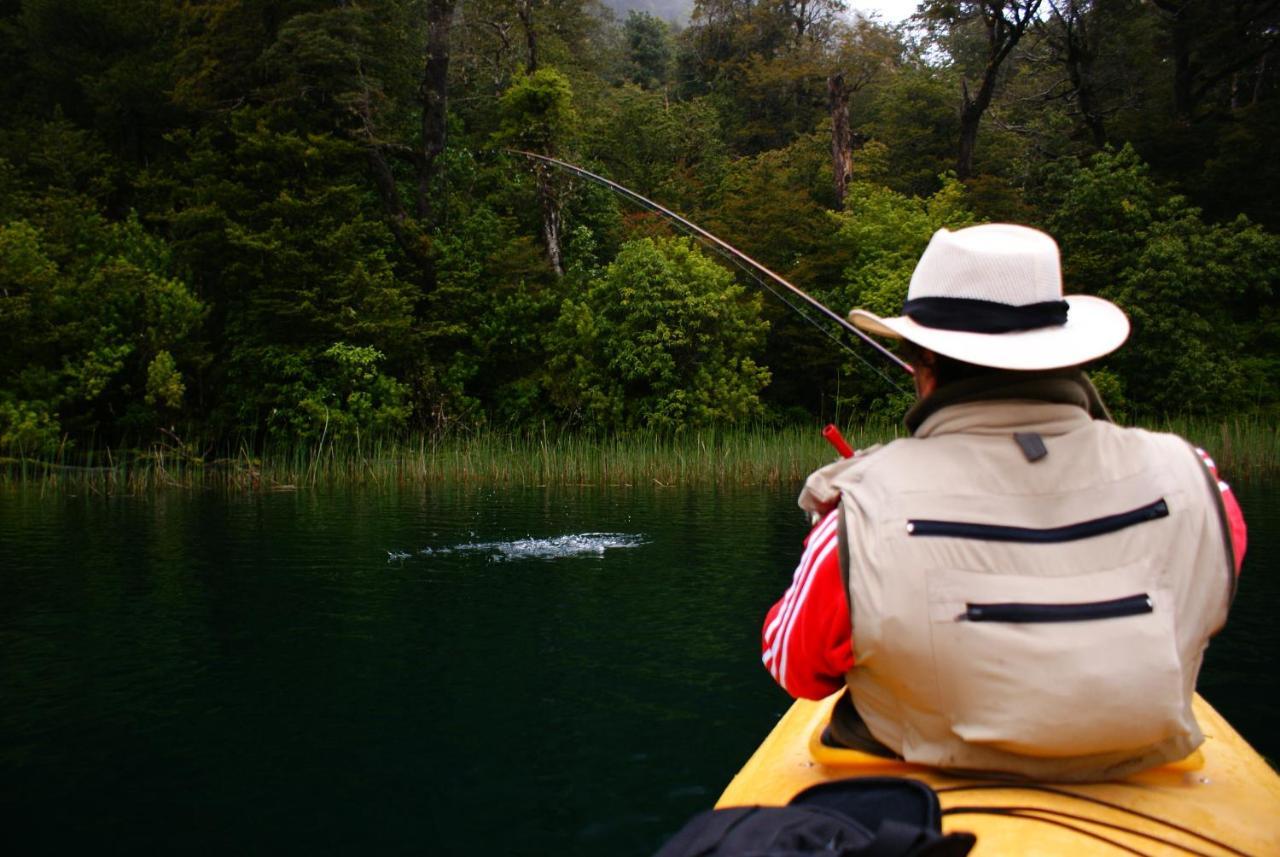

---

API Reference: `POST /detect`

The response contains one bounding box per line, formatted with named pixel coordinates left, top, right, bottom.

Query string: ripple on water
left=388, top=532, right=647, bottom=563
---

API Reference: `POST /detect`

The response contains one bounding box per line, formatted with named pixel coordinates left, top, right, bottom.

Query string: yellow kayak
left=718, top=692, right=1280, bottom=856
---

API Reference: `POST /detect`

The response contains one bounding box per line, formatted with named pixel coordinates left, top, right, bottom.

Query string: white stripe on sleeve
left=762, top=515, right=838, bottom=683
left=776, top=533, right=838, bottom=690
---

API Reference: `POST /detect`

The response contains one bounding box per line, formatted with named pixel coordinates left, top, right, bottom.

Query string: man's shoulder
left=797, top=437, right=924, bottom=518
left=804, top=438, right=911, bottom=484
left=1091, top=421, right=1200, bottom=457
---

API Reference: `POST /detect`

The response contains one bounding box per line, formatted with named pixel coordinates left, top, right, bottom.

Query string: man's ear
left=913, top=349, right=938, bottom=399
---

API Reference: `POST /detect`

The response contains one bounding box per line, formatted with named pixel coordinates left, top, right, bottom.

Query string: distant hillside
left=601, top=0, right=692, bottom=24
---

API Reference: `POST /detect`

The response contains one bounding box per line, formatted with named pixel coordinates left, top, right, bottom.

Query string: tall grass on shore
left=0, top=422, right=906, bottom=493
left=2, top=416, right=1275, bottom=493
left=1156, top=415, right=1280, bottom=481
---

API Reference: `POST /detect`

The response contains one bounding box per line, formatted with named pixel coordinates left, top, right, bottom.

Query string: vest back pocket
left=926, top=564, right=1188, bottom=758
left=962, top=593, right=1153, bottom=623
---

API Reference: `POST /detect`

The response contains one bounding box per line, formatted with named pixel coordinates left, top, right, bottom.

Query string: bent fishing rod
left=509, top=150, right=914, bottom=390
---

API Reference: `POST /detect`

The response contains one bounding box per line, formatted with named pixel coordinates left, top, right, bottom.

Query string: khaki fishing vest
left=814, top=399, right=1234, bottom=781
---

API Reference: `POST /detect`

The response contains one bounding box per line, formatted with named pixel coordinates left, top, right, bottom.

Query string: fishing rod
left=508, top=150, right=914, bottom=390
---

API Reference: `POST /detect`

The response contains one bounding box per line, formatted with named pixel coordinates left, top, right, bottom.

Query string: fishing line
left=936, top=783, right=1251, bottom=857
left=587, top=181, right=858, bottom=354
left=566, top=181, right=862, bottom=364
left=509, top=150, right=912, bottom=394
left=692, top=234, right=909, bottom=394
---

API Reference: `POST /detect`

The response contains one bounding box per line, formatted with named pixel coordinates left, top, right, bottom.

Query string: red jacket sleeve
left=761, top=509, right=854, bottom=699
left=1195, top=447, right=1248, bottom=575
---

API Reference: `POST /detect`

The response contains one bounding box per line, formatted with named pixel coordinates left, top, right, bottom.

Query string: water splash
left=391, top=532, right=646, bottom=563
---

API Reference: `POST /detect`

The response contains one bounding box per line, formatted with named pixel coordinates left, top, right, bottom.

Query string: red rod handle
left=823, top=424, right=855, bottom=459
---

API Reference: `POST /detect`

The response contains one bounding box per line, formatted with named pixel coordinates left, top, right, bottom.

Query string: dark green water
left=1, top=482, right=1275, bottom=856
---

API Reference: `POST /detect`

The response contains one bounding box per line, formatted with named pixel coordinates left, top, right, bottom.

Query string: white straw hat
left=848, top=224, right=1129, bottom=371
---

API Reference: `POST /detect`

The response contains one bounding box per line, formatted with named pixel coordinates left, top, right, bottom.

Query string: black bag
left=652, top=777, right=975, bottom=857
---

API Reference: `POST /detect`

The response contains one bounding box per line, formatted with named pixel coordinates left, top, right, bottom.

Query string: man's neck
left=904, top=369, right=1112, bottom=434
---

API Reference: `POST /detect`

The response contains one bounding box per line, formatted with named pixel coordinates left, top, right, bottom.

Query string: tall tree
left=858, top=61, right=960, bottom=197
left=1046, top=0, right=1108, bottom=146
left=356, top=0, right=458, bottom=276
left=497, top=68, right=579, bottom=275
left=11, top=0, right=180, bottom=166
left=776, top=0, right=847, bottom=47
left=546, top=237, right=771, bottom=430
left=1149, top=0, right=1280, bottom=123
left=419, top=0, right=459, bottom=223
left=451, top=0, right=607, bottom=102
left=516, top=0, right=540, bottom=71
left=825, top=18, right=900, bottom=208
left=1042, top=146, right=1280, bottom=415
left=829, top=71, right=856, bottom=205
left=623, top=10, right=672, bottom=89
left=922, top=0, right=1043, bottom=179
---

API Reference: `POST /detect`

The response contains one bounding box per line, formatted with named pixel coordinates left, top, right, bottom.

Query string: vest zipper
left=907, top=498, right=1168, bottom=543
left=962, top=594, right=1154, bottom=623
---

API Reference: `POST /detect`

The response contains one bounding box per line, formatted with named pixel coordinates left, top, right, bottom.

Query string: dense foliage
left=1, top=0, right=1277, bottom=453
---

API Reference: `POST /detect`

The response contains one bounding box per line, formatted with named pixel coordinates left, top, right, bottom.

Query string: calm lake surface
left=1, top=480, right=1276, bottom=855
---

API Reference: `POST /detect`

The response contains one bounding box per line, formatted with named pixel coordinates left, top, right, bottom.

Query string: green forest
left=2, top=0, right=1278, bottom=458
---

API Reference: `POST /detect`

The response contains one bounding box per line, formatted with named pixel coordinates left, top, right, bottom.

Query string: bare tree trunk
left=541, top=194, right=563, bottom=276
left=1073, top=77, right=1107, bottom=147
left=418, top=0, right=457, bottom=222
left=956, top=1, right=1042, bottom=179
left=516, top=0, right=539, bottom=72
left=534, top=163, right=563, bottom=276
left=1150, top=0, right=1195, bottom=122
left=1152, top=0, right=1280, bottom=122
left=1051, top=0, right=1107, bottom=146
left=355, top=3, right=452, bottom=286
left=958, top=65, right=1005, bottom=181
left=828, top=72, right=853, bottom=209
left=957, top=79, right=987, bottom=180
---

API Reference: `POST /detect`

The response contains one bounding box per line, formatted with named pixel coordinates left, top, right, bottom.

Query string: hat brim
left=848, top=295, right=1129, bottom=371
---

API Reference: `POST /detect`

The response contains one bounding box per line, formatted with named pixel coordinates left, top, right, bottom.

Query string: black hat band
left=902, top=297, right=1069, bottom=333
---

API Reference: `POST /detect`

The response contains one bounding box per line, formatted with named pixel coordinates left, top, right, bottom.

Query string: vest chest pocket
left=925, top=565, right=1187, bottom=759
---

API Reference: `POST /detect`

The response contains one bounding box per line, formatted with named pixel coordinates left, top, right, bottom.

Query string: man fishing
left=762, top=223, right=1247, bottom=781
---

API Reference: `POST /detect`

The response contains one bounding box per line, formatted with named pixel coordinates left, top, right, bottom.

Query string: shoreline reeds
left=1153, top=415, right=1280, bottom=482
left=2, top=417, right=1275, bottom=494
